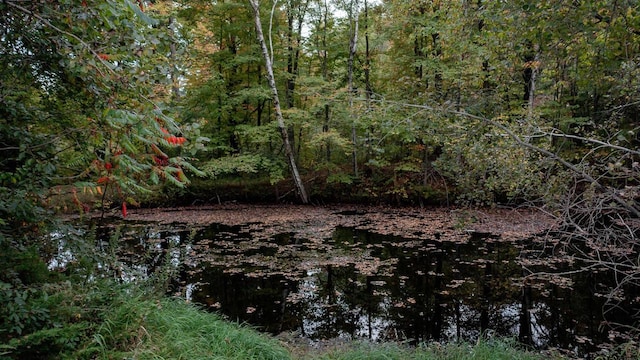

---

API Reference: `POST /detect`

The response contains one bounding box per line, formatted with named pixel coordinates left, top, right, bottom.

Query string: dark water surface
left=84, top=215, right=637, bottom=357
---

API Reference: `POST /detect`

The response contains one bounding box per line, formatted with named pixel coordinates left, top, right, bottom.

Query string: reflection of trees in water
left=95, top=223, right=190, bottom=283
left=103, top=221, right=635, bottom=354
left=300, top=264, right=389, bottom=339
left=520, top=236, right=634, bottom=354
left=191, top=269, right=300, bottom=333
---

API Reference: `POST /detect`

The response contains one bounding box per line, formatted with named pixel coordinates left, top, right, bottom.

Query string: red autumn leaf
left=104, top=162, right=113, bottom=171
left=153, top=155, right=169, bottom=166
left=122, top=202, right=128, bottom=218
left=97, top=176, right=109, bottom=184
left=98, top=53, right=110, bottom=61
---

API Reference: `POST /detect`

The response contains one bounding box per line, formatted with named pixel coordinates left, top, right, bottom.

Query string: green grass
left=114, top=297, right=560, bottom=360
left=126, top=299, right=291, bottom=360
left=1, top=279, right=292, bottom=360
left=297, top=339, right=556, bottom=360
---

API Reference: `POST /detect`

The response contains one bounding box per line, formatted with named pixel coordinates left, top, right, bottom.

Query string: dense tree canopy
left=166, top=0, right=639, bottom=206
left=1, top=0, right=638, bottom=216
left=0, top=0, right=638, bottom=221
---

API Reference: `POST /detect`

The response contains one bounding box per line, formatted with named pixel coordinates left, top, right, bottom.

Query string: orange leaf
left=122, top=202, right=128, bottom=218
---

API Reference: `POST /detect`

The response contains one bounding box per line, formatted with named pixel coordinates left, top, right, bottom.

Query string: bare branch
left=544, top=130, right=640, bottom=156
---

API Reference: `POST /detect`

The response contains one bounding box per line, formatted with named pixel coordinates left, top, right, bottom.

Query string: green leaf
left=150, top=170, right=159, bottom=185
left=125, top=0, right=159, bottom=26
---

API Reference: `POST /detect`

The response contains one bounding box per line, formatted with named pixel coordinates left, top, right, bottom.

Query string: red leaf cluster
left=160, top=127, right=186, bottom=145
left=166, top=136, right=186, bottom=145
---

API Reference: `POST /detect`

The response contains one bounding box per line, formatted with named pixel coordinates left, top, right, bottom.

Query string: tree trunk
left=347, top=0, right=359, bottom=178
left=364, top=0, right=372, bottom=105
left=320, top=0, right=331, bottom=162
left=285, top=0, right=309, bottom=109
left=249, top=0, right=309, bottom=204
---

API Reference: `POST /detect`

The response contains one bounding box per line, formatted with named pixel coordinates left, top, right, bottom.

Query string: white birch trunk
left=249, top=0, right=309, bottom=203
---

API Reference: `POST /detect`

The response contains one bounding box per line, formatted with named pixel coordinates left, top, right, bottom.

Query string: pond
left=59, top=205, right=639, bottom=357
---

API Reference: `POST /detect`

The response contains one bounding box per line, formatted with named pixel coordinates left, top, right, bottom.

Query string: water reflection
left=90, top=221, right=635, bottom=356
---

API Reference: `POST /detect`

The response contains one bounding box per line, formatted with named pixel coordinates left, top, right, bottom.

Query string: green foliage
left=1, top=0, right=638, bottom=207
left=432, top=116, right=547, bottom=205
left=1, top=323, right=89, bottom=360
left=0, top=0, right=202, bottom=220
left=327, top=172, right=355, bottom=185
left=0, top=282, right=51, bottom=339
left=0, top=247, right=53, bottom=286
left=202, top=154, right=286, bottom=185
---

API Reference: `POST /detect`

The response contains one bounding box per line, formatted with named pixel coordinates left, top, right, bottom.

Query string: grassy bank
left=1, top=279, right=290, bottom=360
left=0, top=279, right=567, bottom=360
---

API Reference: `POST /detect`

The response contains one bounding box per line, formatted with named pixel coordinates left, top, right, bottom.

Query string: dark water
left=79, top=218, right=638, bottom=356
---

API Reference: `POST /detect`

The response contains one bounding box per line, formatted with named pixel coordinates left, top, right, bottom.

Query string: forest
left=1, top=0, right=639, bottom=358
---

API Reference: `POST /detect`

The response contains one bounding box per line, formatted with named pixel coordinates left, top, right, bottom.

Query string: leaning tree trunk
left=249, top=0, right=309, bottom=204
